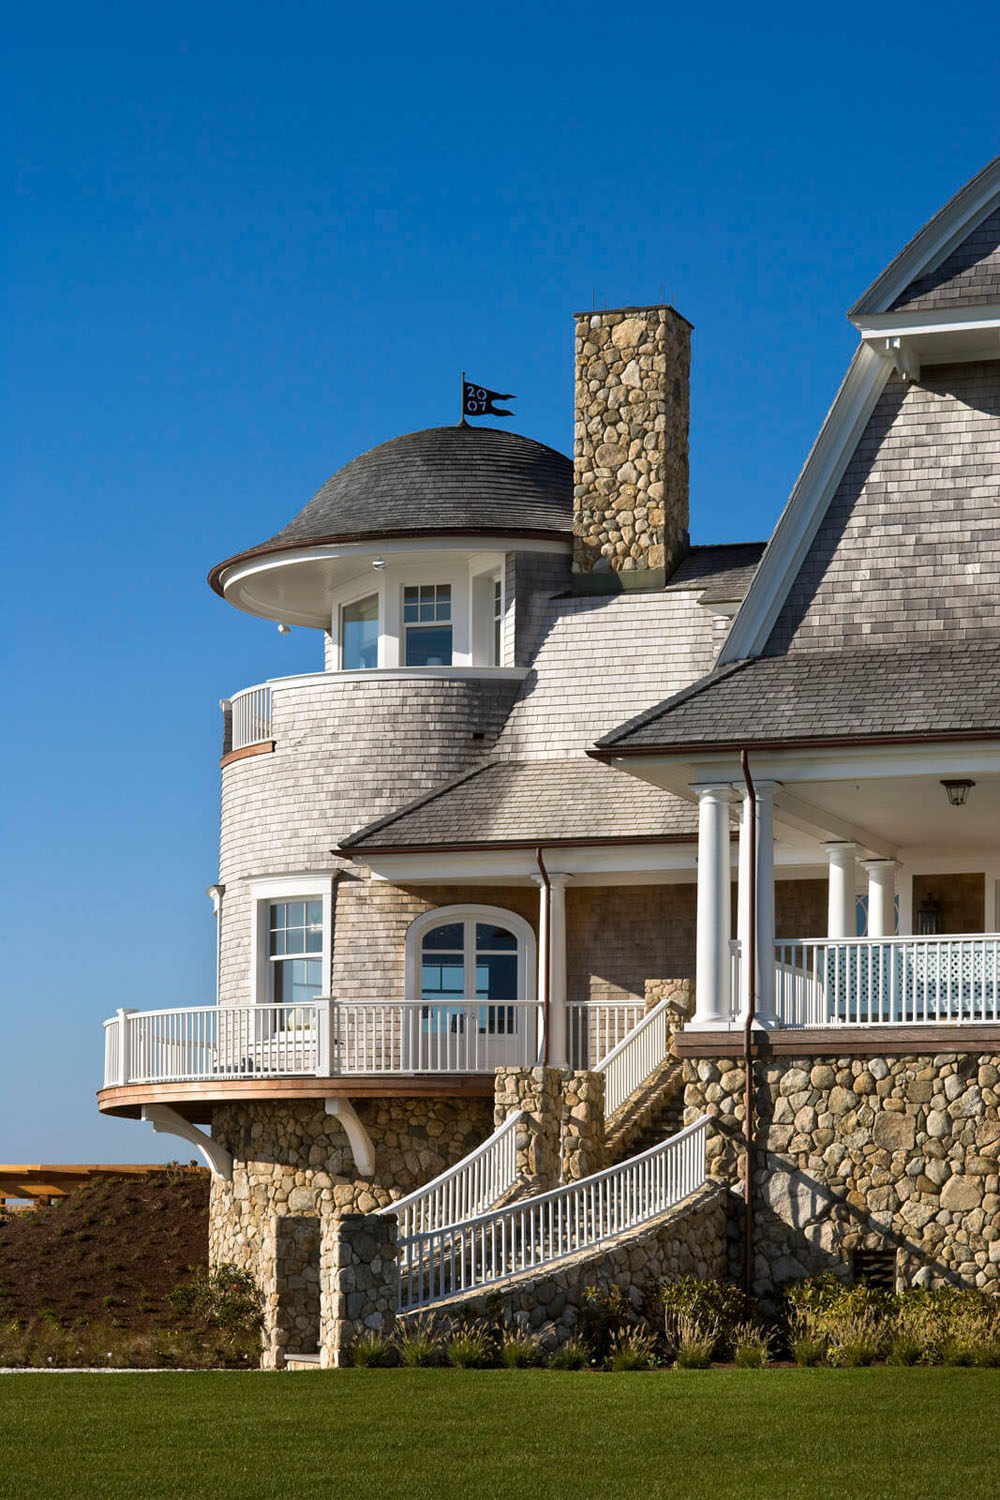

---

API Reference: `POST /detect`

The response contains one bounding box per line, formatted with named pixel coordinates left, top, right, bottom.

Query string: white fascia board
left=849, top=155, right=1000, bottom=320
left=264, top=667, right=528, bottom=690
left=856, top=304, right=1000, bottom=337
left=718, top=343, right=893, bottom=666
left=616, top=739, right=1000, bottom=790
left=360, top=842, right=700, bottom=885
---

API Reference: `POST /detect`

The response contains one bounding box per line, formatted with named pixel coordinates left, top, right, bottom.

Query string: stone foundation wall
left=400, top=1184, right=727, bottom=1346
left=261, top=1215, right=321, bottom=1367
left=320, top=1213, right=398, bottom=1369
left=683, top=1051, right=1000, bottom=1304
left=209, top=1097, right=492, bottom=1273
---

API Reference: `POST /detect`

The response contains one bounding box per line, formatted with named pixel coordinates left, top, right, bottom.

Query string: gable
left=890, top=203, right=1000, bottom=312
left=764, top=360, right=1000, bottom=655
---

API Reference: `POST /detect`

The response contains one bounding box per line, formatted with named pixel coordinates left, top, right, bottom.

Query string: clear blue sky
left=4, top=1, right=999, bottom=1161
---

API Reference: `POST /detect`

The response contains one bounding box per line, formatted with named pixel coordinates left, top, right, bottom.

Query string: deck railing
left=397, top=1115, right=709, bottom=1311
left=228, top=684, right=272, bottom=751
left=102, top=1000, right=543, bottom=1088
left=381, top=1111, right=523, bottom=1243
left=595, top=998, right=674, bottom=1118
left=775, top=935, right=1000, bottom=1026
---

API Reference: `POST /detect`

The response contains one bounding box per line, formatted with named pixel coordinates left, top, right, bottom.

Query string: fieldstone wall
left=683, top=1051, right=1000, bottom=1304
left=560, top=1071, right=606, bottom=1181
left=209, top=1098, right=491, bottom=1265
left=260, top=1215, right=321, bottom=1368
left=494, top=1067, right=564, bottom=1195
left=399, top=1184, right=727, bottom=1348
left=573, top=305, right=691, bottom=581
left=320, top=1213, right=398, bottom=1368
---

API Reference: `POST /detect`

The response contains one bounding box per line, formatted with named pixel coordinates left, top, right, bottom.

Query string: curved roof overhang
left=210, top=530, right=572, bottom=627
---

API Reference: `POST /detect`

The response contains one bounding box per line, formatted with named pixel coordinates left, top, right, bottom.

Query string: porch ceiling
left=775, top=772, right=1000, bottom=856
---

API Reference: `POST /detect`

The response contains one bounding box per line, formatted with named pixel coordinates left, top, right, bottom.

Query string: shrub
left=577, top=1285, right=633, bottom=1365
left=731, top=1321, right=772, bottom=1369
left=445, top=1321, right=497, bottom=1369
left=825, top=1309, right=883, bottom=1368
left=396, top=1317, right=442, bottom=1368
left=168, top=1264, right=263, bottom=1335
left=607, top=1328, right=657, bottom=1371
left=788, top=1310, right=827, bottom=1367
left=662, top=1277, right=744, bottom=1358
left=351, top=1331, right=397, bottom=1368
left=672, top=1314, right=716, bottom=1370
left=499, top=1329, right=545, bottom=1368
left=549, top=1338, right=588, bottom=1370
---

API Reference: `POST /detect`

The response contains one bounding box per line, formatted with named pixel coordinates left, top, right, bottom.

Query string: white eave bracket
left=882, top=335, right=920, bottom=383
left=141, top=1105, right=233, bottom=1181
left=324, top=1097, right=377, bottom=1176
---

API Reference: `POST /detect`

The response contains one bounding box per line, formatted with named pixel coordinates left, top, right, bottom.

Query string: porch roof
left=338, top=758, right=699, bottom=852
left=594, top=640, right=1000, bottom=756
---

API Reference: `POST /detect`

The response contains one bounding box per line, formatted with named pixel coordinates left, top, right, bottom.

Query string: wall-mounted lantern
left=940, top=779, right=975, bottom=807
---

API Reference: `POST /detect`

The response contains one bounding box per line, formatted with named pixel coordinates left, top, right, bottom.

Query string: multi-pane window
left=492, top=576, right=503, bottom=665
left=403, top=584, right=452, bottom=666
left=268, top=901, right=323, bottom=1008
left=420, top=918, right=518, bottom=1033
left=342, top=594, right=379, bottom=670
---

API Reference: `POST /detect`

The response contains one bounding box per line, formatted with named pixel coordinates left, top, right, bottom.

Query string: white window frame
left=404, top=904, right=536, bottom=1002
left=248, top=874, right=334, bottom=1007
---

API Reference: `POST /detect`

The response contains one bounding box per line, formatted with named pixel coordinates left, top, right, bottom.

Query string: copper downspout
left=535, top=847, right=551, bottom=1067
left=740, top=749, right=757, bottom=1308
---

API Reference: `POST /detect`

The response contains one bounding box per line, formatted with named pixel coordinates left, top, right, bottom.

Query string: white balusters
left=774, top=935, right=1000, bottom=1026
left=566, top=1002, right=645, bottom=1070
left=397, top=1116, right=709, bottom=1311
left=595, top=998, right=673, bottom=1118
left=229, top=685, right=272, bottom=751
left=383, top=1111, right=523, bottom=1244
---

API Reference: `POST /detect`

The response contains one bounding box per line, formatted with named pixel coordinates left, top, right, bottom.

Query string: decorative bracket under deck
left=141, top=1105, right=234, bottom=1180
left=324, top=1097, right=376, bottom=1175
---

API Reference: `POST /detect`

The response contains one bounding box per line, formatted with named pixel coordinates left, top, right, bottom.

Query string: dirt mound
left=0, top=1170, right=209, bottom=1330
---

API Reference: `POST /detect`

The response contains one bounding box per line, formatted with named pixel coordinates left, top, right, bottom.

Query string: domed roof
left=209, top=424, right=572, bottom=595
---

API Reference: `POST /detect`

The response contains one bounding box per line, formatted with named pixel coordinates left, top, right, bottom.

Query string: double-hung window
left=268, top=900, right=323, bottom=1009
left=403, top=584, right=452, bottom=666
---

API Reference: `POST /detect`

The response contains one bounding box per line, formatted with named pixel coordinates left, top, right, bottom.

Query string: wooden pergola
left=0, top=1163, right=207, bottom=1209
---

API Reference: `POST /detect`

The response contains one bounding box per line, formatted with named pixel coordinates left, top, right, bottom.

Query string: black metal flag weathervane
left=461, top=371, right=516, bottom=420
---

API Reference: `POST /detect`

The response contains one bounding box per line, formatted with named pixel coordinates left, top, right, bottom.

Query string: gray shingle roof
left=595, top=642, right=1000, bottom=753
left=209, top=425, right=572, bottom=591
left=890, top=203, right=1000, bottom=312
left=340, top=758, right=698, bottom=851
left=666, top=542, right=766, bottom=601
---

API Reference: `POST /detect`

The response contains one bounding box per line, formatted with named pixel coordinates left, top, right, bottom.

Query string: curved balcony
left=99, top=1000, right=544, bottom=1116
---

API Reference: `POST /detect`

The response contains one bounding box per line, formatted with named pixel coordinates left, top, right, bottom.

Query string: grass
left=1, top=1370, right=999, bottom=1500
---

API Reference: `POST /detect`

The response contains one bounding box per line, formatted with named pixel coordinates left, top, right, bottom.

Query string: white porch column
left=533, top=872, right=550, bottom=1060
left=822, top=842, right=857, bottom=939
left=754, top=782, right=778, bottom=1028
left=693, top=785, right=733, bottom=1027
left=736, top=794, right=754, bottom=1018
left=547, top=874, right=571, bottom=1068
left=862, top=859, right=899, bottom=938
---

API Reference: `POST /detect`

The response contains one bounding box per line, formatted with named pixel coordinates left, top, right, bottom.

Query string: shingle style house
left=97, top=157, right=1000, bottom=1364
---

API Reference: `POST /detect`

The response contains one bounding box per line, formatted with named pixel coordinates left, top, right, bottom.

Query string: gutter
left=535, top=847, right=551, bottom=1067
left=739, top=750, right=756, bottom=1310
left=590, top=728, right=1000, bottom=761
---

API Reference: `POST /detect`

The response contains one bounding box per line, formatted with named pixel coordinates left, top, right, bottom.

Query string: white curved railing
left=775, top=935, right=1000, bottom=1026
left=102, top=1001, right=543, bottom=1087
left=397, top=1115, right=709, bottom=1311
left=381, top=1111, right=523, bottom=1242
left=228, top=685, right=272, bottom=751
left=595, top=997, right=674, bottom=1118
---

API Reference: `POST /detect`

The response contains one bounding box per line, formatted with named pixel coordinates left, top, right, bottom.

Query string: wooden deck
left=97, top=1074, right=495, bottom=1123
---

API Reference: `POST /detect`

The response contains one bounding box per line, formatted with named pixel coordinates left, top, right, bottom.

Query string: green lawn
left=1, top=1369, right=998, bottom=1500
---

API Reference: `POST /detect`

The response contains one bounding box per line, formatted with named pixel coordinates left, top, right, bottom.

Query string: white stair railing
left=566, top=1001, right=645, bottom=1069
left=397, top=1115, right=709, bottom=1311
left=380, top=1111, right=523, bottom=1241
left=594, top=997, right=674, bottom=1119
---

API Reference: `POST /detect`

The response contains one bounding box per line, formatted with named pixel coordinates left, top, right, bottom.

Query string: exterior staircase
left=603, top=1057, right=686, bottom=1166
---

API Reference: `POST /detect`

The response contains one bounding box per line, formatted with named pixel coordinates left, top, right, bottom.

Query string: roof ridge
left=337, top=760, right=500, bottom=849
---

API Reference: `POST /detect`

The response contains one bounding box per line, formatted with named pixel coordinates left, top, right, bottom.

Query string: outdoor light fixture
left=940, top=779, right=975, bottom=807
left=371, top=556, right=387, bottom=571
left=277, top=623, right=291, bottom=635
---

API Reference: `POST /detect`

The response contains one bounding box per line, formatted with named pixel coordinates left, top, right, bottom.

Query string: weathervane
left=461, top=371, right=516, bottom=423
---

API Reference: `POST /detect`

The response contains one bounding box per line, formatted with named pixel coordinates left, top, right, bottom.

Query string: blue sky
left=4, top=1, right=1000, bottom=1161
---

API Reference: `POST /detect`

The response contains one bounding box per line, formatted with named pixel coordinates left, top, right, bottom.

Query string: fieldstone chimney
left=573, top=304, right=691, bottom=587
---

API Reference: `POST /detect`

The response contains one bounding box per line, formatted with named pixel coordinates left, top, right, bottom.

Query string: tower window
left=492, top=575, right=503, bottom=665
left=342, top=594, right=379, bottom=670
left=268, top=901, right=323, bottom=1009
left=403, top=584, right=452, bottom=666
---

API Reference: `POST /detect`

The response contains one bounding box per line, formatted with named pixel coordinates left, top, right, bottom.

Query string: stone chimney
left=573, top=304, right=691, bottom=588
